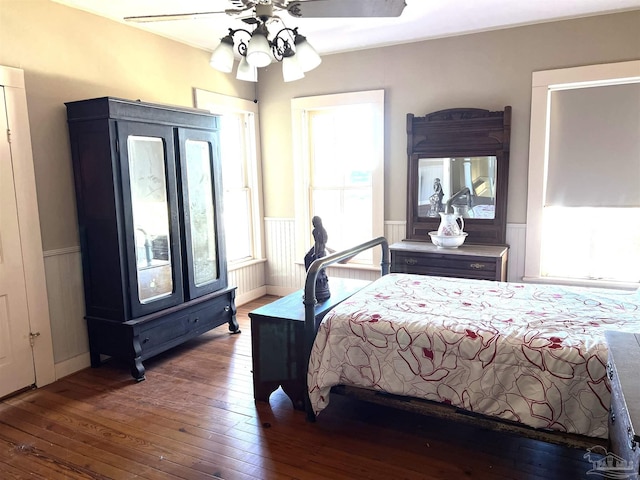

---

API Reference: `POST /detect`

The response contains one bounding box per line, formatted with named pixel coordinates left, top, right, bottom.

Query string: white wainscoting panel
left=43, top=247, right=88, bottom=371
left=385, top=221, right=406, bottom=246
left=264, top=218, right=305, bottom=295
left=229, top=260, right=267, bottom=306
left=505, top=223, right=526, bottom=283
left=264, top=219, right=416, bottom=295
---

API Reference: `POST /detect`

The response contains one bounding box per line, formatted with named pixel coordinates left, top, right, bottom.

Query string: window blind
left=545, top=83, right=640, bottom=207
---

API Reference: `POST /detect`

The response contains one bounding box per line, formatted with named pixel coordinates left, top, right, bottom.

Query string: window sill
left=522, top=276, right=639, bottom=291
left=228, top=257, right=267, bottom=272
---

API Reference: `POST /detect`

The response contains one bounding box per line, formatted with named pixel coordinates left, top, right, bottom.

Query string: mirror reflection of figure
left=429, top=178, right=445, bottom=216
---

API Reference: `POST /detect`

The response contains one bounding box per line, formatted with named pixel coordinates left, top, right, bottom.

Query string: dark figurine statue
left=304, top=216, right=331, bottom=302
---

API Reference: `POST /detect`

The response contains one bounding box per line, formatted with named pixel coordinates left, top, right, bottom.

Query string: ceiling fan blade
left=287, top=0, right=406, bottom=18
left=124, top=11, right=226, bottom=23
left=124, top=8, right=253, bottom=23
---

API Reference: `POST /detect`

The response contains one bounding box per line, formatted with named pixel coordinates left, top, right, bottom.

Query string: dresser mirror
left=417, top=155, right=497, bottom=219
left=406, top=107, right=511, bottom=245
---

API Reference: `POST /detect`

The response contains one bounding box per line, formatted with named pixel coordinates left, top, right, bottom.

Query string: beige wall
left=0, top=0, right=255, bottom=251
left=256, top=11, right=640, bottom=223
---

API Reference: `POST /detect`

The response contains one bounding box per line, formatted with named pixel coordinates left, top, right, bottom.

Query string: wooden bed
left=302, top=237, right=640, bottom=449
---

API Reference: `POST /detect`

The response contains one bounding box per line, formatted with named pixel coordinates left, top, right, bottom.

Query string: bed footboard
left=303, top=236, right=390, bottom=419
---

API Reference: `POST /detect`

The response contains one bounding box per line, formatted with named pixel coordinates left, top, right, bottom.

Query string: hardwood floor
left=0, top=296, right=604, bottom=479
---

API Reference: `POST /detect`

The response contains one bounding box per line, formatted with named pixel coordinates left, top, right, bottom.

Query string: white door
left=0, top=86, right=36, bottom=397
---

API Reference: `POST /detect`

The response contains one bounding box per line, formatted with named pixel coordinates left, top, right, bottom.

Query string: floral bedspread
left=307, top=274, right=640, bottom=438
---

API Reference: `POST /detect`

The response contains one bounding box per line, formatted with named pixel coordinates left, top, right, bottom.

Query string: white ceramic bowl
left=428, top=231, right=468, bottom=249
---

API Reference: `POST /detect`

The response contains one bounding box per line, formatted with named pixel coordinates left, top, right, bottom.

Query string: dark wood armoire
left=66, top=97, right=238, bottom=381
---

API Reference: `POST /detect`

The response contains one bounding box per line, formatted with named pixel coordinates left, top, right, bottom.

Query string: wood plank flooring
left=0, top=296, right=606, bottom=479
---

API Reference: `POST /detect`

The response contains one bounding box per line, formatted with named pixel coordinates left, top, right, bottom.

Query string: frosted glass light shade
left=236, top=56, right=258, bottom=82
left=246, top=27, right=272, bottom=68
left=282, top=53, right=304, bottom=82
left=294, top=34, right=321, bottom=72
left=209, top=35, right=235, bottom=73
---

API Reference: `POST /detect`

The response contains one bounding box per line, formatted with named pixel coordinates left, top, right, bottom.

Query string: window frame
left=291, top=90, right=385, bottom=267
left=524, top=60, right=640, bottom=289
left=194, top=88, right=265, bottom=266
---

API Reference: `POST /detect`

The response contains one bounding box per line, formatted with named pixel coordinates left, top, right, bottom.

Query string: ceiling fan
left=123, top=0, right=407, bottom=23
left=124, top=0, right=407, bottom=82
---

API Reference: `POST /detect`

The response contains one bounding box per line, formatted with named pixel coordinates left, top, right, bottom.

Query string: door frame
left=1, top=65, right=55, bottom=388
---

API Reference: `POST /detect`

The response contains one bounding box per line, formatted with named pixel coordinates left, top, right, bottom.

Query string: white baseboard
left=235, top=286, right=268, bottom=306
left=266, top=285, right=298, bottom=297
left=55, top=352, right=91, bottom=380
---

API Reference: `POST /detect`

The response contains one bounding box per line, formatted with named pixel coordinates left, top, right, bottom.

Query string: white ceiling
left=52, top=0, right=640, bottom=55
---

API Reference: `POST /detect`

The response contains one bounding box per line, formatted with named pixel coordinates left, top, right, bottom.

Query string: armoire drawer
left=135, top=288, right=237, bottom=360
left=138, top=314, right=191, bottom=353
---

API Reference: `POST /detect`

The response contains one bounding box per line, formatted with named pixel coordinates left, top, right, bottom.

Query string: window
left=194, top=89, right=263, bottom=264
left=292, top=90, right=384, bottom=265
left=540, top=207, right=640, bottom=283
left=524, top=61, right=640, bottom=288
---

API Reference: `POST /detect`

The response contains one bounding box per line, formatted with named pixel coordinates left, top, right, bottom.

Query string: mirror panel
left=418, top=156, right=497, bottom=219
left=406, top=107, right=511, bottom=245
left=127, top=135, right=174, bottom=304
left=184, top=139, right=219, bottom=287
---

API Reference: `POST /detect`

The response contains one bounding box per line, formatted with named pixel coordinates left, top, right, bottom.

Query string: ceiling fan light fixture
left=236, top=56, right=258, bottom=82
left=209, top=33, right=235, bottom=73
left=281, top=49, right=305, bottom=82
left=293, top=32, right=322, bottom=73
left=206, top=10, right=327, bottom=82
left=246, top=24, right=273, bottom=68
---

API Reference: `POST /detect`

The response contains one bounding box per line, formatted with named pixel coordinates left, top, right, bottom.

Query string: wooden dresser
left=390, top=241, right=508, bottom=281
left=605, top=330, right=640, bottom=478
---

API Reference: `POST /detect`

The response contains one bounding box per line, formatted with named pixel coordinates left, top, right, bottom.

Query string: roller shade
left=545, top=83, right=640, bottom=207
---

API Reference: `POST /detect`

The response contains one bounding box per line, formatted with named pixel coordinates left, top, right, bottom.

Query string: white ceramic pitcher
left=437, top=212, right=465, bottom=236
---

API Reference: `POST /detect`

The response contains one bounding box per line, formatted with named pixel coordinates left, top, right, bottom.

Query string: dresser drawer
left=389, top=242, right=508, bottom=282
left=394, top=251, right=495, bottom=270
left=392, top=252, right=499, bottom=280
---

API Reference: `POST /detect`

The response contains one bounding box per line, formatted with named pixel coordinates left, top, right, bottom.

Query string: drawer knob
left=142, top=337, right=150, bottom=344
left=224, top=305, right=231, bottom=312
left=611, top=409, right=616, bottom=424
left=629, top=426, right=637, bottom=451
left=404, top=258, right=418, bottom=266
left=470, top=263, right=486, bottom=269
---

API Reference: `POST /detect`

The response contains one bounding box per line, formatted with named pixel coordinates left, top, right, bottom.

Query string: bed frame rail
left=331, top=385, right=607, bottom=450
